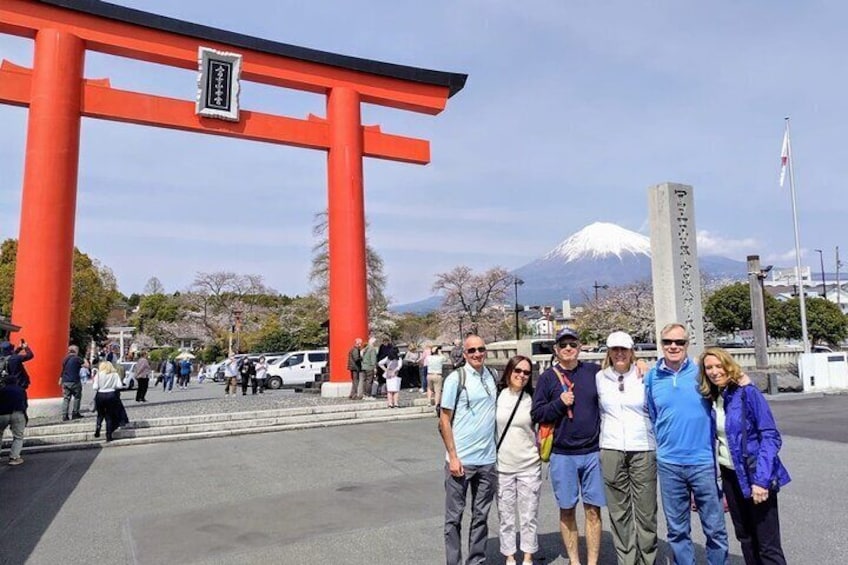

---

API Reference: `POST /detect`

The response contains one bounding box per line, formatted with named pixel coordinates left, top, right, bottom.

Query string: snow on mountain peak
left=544, top=222, right=651, bottom=262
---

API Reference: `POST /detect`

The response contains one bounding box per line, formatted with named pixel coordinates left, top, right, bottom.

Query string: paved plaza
left=1, top=394, right=847, bottom=564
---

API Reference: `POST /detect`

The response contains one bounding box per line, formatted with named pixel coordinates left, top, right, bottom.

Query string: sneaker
left=8, top=457, right=23, bottom=466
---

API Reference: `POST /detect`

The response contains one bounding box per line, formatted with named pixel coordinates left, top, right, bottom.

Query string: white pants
left=496, top=465, right=542, bottom=556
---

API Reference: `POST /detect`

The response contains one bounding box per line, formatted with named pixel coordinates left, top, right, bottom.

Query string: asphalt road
left=1, top=394, right=846, bottom=564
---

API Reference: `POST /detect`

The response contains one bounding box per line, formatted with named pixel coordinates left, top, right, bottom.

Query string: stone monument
left=648, top=182, right=705, bottom=358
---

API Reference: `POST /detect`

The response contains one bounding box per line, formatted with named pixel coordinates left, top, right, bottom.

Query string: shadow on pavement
left=0, top=447, right=101, bottom=565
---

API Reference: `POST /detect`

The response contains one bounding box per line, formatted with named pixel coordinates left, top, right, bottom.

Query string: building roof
left=37, top=0, right=468, bottom=97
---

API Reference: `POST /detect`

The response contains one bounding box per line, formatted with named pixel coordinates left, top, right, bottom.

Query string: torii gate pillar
left=11, top=29, right=84, bottom=399
left=326, top=87, right=369, bottom=384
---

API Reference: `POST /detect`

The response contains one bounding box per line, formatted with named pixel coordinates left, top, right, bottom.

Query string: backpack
left=0, top=355, right=8, bottom=388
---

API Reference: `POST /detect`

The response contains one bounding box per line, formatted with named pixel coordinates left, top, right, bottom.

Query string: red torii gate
left=0, top=0, right=466, bottom=400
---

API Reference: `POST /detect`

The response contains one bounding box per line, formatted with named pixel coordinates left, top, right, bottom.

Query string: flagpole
left=785, top=117, right=811, bottom=354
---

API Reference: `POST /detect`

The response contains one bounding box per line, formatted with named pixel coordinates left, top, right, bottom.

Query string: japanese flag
left=779, top=128, right=789, bottom=187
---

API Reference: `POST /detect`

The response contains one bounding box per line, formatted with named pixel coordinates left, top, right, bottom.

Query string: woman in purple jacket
left=699, top=347, right=790, bottom=565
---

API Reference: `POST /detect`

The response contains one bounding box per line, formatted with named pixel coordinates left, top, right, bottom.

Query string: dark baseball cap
left=555, top=327, right=580, bottom=343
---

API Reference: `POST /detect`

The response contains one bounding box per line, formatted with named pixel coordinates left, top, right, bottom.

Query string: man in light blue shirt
left=645, top=323, right=728, bottom=565
left=439, top=334, right=497, bottom=565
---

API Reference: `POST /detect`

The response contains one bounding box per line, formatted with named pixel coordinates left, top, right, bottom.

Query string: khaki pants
left=600, top=449, right=658, bottom=565
left=427, top=373, right=443, bottom=405
left=225, top=377, right=238, bottom=395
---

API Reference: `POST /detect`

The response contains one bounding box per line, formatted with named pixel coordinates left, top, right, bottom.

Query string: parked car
left=264, top=350, right=328, bottom=390
left=119, top=361, right=137, bottom=390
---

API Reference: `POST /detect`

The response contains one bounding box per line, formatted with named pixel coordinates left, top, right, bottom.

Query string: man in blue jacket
left=645, top=323, right=728, bottom=565
left=531, top=327, right=605, bottom=565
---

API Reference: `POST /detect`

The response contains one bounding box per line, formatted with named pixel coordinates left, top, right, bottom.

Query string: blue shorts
left=550, top=451, right=606, bottom=509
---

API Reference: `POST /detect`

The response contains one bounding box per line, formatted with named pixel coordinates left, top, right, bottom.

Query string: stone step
left=1, top=404, right=437, bottom=454
left=23, top=399, right=432, bottom=437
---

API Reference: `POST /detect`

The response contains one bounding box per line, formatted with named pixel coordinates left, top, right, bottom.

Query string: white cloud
left=696, top=230, right=759, bottom=257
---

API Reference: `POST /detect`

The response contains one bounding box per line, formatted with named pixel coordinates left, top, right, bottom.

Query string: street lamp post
left=593, top=280, right=609, bottom=301
left=233, top=309, right=243, bottom=353
left=814, top=249, right=826, bottom=298
left=513, top=277, right=524, bottom=341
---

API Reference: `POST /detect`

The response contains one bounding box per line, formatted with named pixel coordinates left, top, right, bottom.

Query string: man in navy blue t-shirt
left=532, top=327, right=605, bottom=565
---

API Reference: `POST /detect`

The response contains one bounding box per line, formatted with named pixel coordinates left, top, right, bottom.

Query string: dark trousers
left=135, top=378, right=149, bottom=402
left=444, top=462, right=497, bottom=565
left=720, top=466, right=787, bottom=565
left=241, top=376, right=250, bottom=395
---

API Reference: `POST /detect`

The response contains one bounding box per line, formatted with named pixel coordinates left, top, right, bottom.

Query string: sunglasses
left=618, top=374, right=624, bottom=392
left=661, top=339, right=688, bottom=347
left=557, top=341, right=580, bottom=350
left=465, top=346, right=487, bottom=354
left=512, top=368, right=532, bottom=377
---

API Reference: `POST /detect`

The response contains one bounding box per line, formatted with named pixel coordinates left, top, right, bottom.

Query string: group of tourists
left=438, top=327, right=790, bottom=565
left=221, top=353, right=269, bottom=396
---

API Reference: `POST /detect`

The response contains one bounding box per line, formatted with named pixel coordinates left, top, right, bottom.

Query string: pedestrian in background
left=427, top=345, right=445, bottom=411
left=92, top=360, right=128, bottom=442
left=700, top=348, right=790, bottom=565
left=239, top=356, right=255, bottom=396
left=348, top=337, right=363, bottom=399
left=134, top=351, right=151, bottom=402
left=223, top=354, right=239, bottom=396
left=419, top=343, right=430, bottom=394
left=0, top=363, right=27, bottom=466
left=596, top=331, right=657, bottom=565
left=360, top=337, right=377, bottom=400
left=59, top=344, right=86, bottom=421
left=379, top=350, right=402, bottom=408
left=178, top=358, right=192, bottom=389
left=254, top=356, right=268, bottom=394
left=495, top=355, right=541, bottom=565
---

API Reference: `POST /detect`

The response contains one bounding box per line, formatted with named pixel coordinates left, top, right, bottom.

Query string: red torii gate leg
left=10, top=29, right=84, bottom=400
left=326, top=87, right=369, bottom=387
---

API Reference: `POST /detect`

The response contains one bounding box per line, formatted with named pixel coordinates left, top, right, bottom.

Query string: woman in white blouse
left=495, top=355, right=541, bottom=565
left=596, top=331, right=657, bottom=565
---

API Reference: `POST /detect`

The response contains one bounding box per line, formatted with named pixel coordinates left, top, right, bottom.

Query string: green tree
left=772, top=297, right=848, bottom=345
left=704, top=282, right=783, bottom=337
left=0, top=239, right=118, bottom=349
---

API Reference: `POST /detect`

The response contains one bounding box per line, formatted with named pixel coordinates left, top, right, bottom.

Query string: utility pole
left=814, top=248, right=826, bottom=298
left=837, top=246, right=843, bottom=311
left=748, top=255, right=777, bottom=394
left=593, top=280, right=608, bottom=301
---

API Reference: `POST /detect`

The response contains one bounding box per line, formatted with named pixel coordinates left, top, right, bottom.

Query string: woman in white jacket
left=596, top=331, right=657, bottom=565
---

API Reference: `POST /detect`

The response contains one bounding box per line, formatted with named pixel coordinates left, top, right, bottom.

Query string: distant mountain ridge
left=392, top=222, right=748, bottom=313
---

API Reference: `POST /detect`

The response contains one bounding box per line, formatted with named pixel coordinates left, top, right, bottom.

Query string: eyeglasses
left=557, top=341, right=580, bottom=350
left=618, top=374, right=624, bottom=392
left=661, top=339, right=688, bottom=347
left=465, top=346, right=487, bottom=354
left=512, top=368, right=532, bottom=377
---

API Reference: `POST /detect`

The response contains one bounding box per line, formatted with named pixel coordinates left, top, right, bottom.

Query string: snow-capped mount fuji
left=512, top=222, right=746, bottom=306
left=392, top=222, right=747, bottom=313
left=543, top=222, right=651, bottom=262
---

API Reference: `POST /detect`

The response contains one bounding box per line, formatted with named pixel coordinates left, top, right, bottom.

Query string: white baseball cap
left=606, top=331, right=634, bottom=349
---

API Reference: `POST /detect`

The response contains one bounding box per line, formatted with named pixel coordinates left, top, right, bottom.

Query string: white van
left=264, top=350, right=328, bottom=389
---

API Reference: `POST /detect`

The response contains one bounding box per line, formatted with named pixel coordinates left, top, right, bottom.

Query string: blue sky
left=1, top=0, right=846, bottom=304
